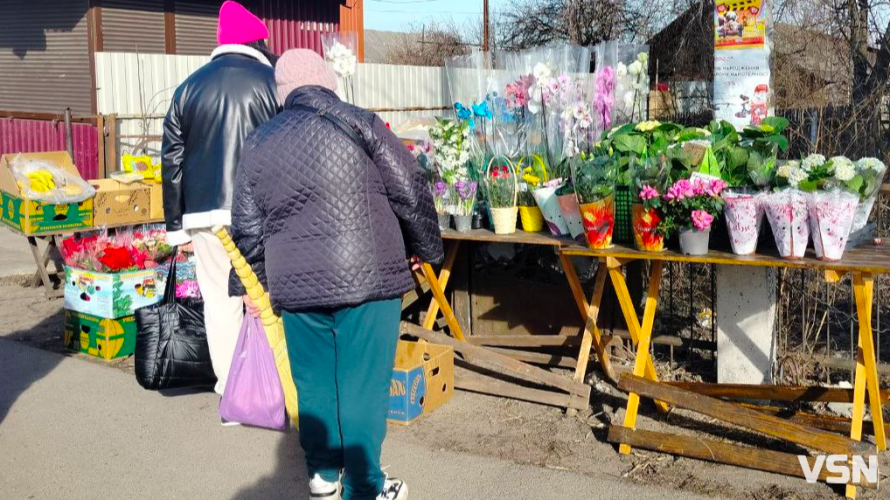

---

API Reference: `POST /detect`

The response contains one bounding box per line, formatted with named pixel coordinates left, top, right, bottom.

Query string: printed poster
left=713, top=0, right=772, bottom=130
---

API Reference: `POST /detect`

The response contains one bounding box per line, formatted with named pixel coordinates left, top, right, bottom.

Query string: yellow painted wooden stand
left=213, top=226, right=299, bottom=428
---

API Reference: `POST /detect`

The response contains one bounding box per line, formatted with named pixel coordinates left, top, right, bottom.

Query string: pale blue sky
left=364, top=0, right=504, bottom=32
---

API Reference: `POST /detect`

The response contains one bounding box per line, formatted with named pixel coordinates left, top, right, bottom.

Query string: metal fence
left=0, top=115, right=100, bottom=179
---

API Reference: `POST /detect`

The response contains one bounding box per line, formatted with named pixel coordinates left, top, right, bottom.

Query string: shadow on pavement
left=0, top=313, right=66, bottom=425
left=231, top=428, right=308, bottom=500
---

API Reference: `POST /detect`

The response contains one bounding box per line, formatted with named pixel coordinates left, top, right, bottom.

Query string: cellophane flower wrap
left=851, top=157, right=887, bottom=233
left=321, top=32, right=358, bottom=103
left=807, top=190, right=859, bottom=260
left=612, top=44, right=650, bottom=125
left=445, top=50, right=495, bottom=184
left=763, top=188, right=809, bottom=259
left=723, top=188, right=764, bottom=255
left=61, top=226, right=173, bottom=273
left=591, top=42, right=617, bottom=141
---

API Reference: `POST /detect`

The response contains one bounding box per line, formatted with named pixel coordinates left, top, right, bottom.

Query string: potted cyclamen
left=486, top=157, right=519, bottom=235
left=453, top=180, right=478, bottom=232
left=662, top=178, right=726, bottom=255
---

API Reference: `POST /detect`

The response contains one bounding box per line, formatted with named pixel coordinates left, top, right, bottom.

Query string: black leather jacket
left=161, top=47, right=278, bottom=244
left=228, top=86, right=444, bottom=312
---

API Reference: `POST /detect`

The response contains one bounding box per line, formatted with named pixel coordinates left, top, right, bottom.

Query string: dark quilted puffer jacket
left=228, top=86, right=443, bottom=312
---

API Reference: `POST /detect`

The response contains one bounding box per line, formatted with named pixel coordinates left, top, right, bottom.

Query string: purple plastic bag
left=219, top=315, right=286, bottom=430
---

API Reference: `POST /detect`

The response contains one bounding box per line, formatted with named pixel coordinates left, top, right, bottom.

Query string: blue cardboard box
left=64, top=267, right=166, bottom=319
left=388, top=340, right=454, bottom=425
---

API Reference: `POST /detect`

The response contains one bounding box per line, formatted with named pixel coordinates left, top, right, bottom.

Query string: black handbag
left=135, top=249, right=217, bottom=390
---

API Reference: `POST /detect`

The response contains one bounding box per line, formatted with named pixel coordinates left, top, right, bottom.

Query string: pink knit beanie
left=217, top=1, right=269, bottom=46
left=275, top=49, right=339, bottom=103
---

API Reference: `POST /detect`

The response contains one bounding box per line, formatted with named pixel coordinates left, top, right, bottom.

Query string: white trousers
left=190, top=229, right=244, bottom=395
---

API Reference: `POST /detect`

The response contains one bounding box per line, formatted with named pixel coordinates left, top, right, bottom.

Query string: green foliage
left=572, top=154, right=616, bottom=204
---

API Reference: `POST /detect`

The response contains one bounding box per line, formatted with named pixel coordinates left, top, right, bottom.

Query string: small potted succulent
left=662, top=177, right=726, bottom=255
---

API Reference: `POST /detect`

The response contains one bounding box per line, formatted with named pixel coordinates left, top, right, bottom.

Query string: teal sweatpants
left=282, top=298, right=401, bottom=500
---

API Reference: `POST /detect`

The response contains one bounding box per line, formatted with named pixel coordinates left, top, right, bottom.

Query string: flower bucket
left=519, top=205, right=545, bottom=232
left=579, top=194, right=614, bottom=249
left=632, top=204, right=665, bottom=252
left=763, top=189, right=809, bottom=259
left=491, top=207, right=519, bottom=234
left=807, top=190, right=859, bottom=261
left=532, top=185, right=569, bottom=236
left=557, top=194, right=586, bottom=242
left=723, top=189, right=764, bottom=256
left=454, top=214, right=473, bottom=232
left=679, top=227, right=710, bottom=256
left=437, top=213, right=451, bottom=232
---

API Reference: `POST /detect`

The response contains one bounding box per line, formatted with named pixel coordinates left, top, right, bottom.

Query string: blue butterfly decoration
left=472, top=101, right=492, bottom=120
left=454, top=102, right=475, bottom=129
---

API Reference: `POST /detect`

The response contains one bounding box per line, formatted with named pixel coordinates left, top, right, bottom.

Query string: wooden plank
left=467, top=335, right=583, bottom=348
left=96, top=114, right=106, bottom=179
left=559, top=242, right=890, bottom=275
left=441, top=228, right=570, bottom=246
left=163, top=0, right=176, bottom=54
left=664, top=381, right=890, bottom=404
left=744, top=403, right=890, bottom=441
left=607, top=426, right=877, bottom=489
left=454, top=366, right=588, bottom=410
left=401, top=322, right=591, bottom=399
left=618, top=375, right=873, bottom=456
left=608, top=329, right=717, bottom=350
left=816, top=355, right=890, bottom=376
left=487, top=347, right=582, bottom=369
left=559, top=253, right=589, bottom=317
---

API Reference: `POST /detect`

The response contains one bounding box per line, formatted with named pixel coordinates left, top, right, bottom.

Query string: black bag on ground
left=135, top=250, right=217, bottom=390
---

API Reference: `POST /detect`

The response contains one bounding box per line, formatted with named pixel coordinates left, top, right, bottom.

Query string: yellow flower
left=761, top=124, right=774, bottom=133
left=522, top=174, right=541, bottom=186
left=635, top=120, right=661, bottom=132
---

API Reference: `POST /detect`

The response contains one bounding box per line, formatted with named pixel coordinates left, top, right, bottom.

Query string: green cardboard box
left=0, top=152, right=93, bottom=235
left=64, top=310, right=137, bottom=361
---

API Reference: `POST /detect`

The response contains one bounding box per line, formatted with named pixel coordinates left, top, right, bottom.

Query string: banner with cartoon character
left=713, top=0, right=773, bottom=129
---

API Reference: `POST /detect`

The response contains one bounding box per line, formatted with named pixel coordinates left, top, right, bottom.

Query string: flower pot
left=532, top=186, right=569, bottom=237
left=557, top=193, right=586, bottom=242
left=631, top=204, right=665, bottom=252
left=579, top=195, right=614, bottom=250
left=723, top=189, right=764, bottom=256
left=519, top=205, right=545, bottom=232
left=679, top=227, right=710, bottom=256
left=807, top=190, right=859, bottom=261
left=763, top=189, right=809, bottom=259
left=851, top=195, right=877, bottom=234
left=454, top=214, right=473, bottom=232
left=437, top=213, right=452, bottom=232
left=491, top=207, right=518, bottom=235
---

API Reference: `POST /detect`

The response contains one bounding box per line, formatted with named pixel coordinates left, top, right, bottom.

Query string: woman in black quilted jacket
left=228, top=48, right=443, bottom=500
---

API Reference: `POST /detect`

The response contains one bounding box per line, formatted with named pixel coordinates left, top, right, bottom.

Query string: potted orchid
left=321, top=33, right=358, bottom=103
left=613, top=48, right=650, bottom=125
left=453, top=180, right=478, bottom=232
left=661, top=177, right=727, bottom=255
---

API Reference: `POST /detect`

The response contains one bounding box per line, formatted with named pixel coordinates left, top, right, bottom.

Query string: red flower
left=491, top=169, right=500, bottom=179
left=656, top=82, right=670, bottom=92
left=98, top=245, right=136, bottom=272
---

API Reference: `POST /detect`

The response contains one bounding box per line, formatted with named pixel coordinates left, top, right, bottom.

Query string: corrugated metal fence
left=0, top=118, right=99, bottom=179
left=94, top=52, right=451, bottom=161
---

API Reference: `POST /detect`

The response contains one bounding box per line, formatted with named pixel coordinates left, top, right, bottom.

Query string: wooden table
left=561, top=242, right=890, bottom=498
left=5, top=219, right=165, bottom=299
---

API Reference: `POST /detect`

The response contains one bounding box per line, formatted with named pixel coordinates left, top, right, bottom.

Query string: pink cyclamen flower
left=639, top=185, right=660, bottom=201
left=692, top=210, right=714, bottom=231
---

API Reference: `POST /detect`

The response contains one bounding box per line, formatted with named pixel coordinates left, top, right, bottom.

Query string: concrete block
left=716, top=266, right=777, bottom=384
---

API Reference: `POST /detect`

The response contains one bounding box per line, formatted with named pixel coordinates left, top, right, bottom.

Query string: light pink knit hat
left=275, top=49, right=339, bottom=103
left=217, top=1, right=269, bottom=46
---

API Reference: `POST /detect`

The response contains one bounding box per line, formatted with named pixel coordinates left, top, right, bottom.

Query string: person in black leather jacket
left=228, top=48, right=442, bottom=500
left=161, top=1, right=278, bottom=398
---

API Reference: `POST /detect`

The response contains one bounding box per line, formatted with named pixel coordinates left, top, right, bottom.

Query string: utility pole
left=483, top=0, right=489, bottom=52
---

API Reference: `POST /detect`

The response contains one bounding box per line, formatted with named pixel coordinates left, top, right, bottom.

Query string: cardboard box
left=90, top=179, right=151, bottom=227
left=64, top=266, right=165, bottom=319
left=388, top=340, right=454, bottom=425
left=0, top=152, right=93, bottom=235
left=64, top=310, right=136, bottom=361
left=142, top=181, right=164, bottom=220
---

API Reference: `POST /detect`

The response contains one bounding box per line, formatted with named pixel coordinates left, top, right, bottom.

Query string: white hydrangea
left=776, top=164, right=794, bottom=179
left=857, top=157, right=886, bottom=172
left=829, top=156, right=853, bottom=175
left=628, top=61, right=643, bottom=76
left=834, top=161, right=856, bottom=182
left=788, top=168, right=808, bottom=187
left=801, top=154, right=826, bottom=172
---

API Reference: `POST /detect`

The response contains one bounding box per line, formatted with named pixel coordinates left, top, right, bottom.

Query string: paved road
left=0, top=228, right=38, bottom=277
left=0, top=339, right=708, bottom=500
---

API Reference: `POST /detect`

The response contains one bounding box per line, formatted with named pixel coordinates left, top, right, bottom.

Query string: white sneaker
left=220, top=418, right=241, bottom=427
left=309, top=474, right=342, bottom=500
left=377, top=478, right=407, bottom=500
